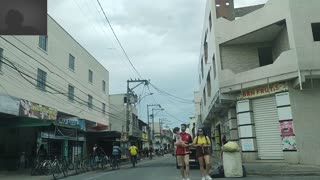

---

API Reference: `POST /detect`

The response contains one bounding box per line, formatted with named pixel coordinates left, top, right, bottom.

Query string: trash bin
left=222, top=142, right=243, bottom=178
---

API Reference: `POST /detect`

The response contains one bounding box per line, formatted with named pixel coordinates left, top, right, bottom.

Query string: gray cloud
left=48, top=0, right=268, bottom=128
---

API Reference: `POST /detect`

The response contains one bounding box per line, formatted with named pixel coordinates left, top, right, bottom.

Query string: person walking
left=174, top=124, right=192, bottom=180
left=193, top=128, right=212, bottom=180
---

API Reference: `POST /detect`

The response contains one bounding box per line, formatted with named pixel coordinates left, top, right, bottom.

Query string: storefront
left=39, top=115, right=86, bottom=162
left=236, top=83, right=297, bottom=162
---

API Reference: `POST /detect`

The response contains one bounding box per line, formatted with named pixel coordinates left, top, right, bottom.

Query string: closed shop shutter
left=252, top=96, right=284, bottom=160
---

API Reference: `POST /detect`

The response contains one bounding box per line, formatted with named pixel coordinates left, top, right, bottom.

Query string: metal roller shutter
left=252, top=96, right=284, bottom=160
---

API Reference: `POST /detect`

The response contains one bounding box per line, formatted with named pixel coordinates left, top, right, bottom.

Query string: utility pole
left=125, top=79, right=149, bottom=143
left=147, top=104, right=161, bottom=159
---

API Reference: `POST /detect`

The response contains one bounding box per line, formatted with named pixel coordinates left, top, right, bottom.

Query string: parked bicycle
left=74, top=155, right=90, bottom=174
left=51, top=156, right=66, bottom=180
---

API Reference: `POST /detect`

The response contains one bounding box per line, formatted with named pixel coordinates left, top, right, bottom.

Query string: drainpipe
left=298, top=68, right=303, bottom=90
left=310, top=69, right=314, bottom=89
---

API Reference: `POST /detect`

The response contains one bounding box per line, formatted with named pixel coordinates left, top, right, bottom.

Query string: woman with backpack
left=193, top=128, right=212, bottom=180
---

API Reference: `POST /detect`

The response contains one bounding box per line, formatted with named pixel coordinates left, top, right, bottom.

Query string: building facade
left=0, top=16, right=109, bottom=169
left=198, top=0, right=320, bottom=165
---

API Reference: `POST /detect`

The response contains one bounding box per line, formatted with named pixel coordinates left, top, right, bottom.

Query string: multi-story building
left=106, top=93, right=141, bottom=158
left=198, top=0, right=320, bottom=165
left=0, top=15, right=109, bottom=169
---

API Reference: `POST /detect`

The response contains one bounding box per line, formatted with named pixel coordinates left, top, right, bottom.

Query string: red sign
left=280, top=121, right=294, bottom=136
left=19, top=99, right=57, bottom=120
left=238, top=83, right=288, bottom=100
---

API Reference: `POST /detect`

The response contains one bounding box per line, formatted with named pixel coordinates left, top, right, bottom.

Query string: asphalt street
left=62, top=155, right=320, bottom=180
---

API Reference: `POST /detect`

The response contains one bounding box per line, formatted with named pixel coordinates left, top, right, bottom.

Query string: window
left=68, top=85, right=74, bottom=101
left=311, top=23, right=320, bottom=41
left=38, top=36, right=48, bottom=51
left=258, top=47, right=273, bottom=67
left=89, top=69, right=93, bottom=83
left=207, top=73, right=211, bottom=97
left=204, top=42, right=208, bottom=64
left=102, top=80, right=106, bottom=93
left=88, top=95, right=93, bottom=109
left=37, top=68, right=47, bottom=91
left=201, top=58, right=204, bottom=78
left=69, top=54, right=75, bottom=71
left=212, top=54, right=216, bottom=79
left=0, top=48, right=3, bottom=72
left=203, top=89, right=206, bottom=105
left=209, top=12, right=212, bottom=30
left=102, top=103, right=106, bottom=114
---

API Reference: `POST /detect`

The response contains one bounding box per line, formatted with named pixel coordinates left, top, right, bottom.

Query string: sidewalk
left=0, top=156, right=160, bottom=180
left=244, top=162, right=320, bottom=176
left=209, top=153, right=320, bottom=177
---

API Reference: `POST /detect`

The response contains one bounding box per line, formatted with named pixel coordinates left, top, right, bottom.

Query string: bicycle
left=130, top=155, right=137, bottom=168
left=110, top=155, right=120, bottom=170
left=51, top=156, right=66, bottom=179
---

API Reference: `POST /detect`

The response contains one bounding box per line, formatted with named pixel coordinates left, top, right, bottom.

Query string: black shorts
left=196, top=147, right=211, bottom=158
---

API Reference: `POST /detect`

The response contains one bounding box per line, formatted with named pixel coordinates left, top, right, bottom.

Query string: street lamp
left=138, top=93, right=153, bottom=103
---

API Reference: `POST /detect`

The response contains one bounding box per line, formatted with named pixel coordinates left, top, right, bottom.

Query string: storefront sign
left=57, top=116, right=86, bottom=130
left=238, top=83, right=288, bottom=100
left=280, top=121, right=295, bottom=136
left=19, top=99, right=57, bottom=120
left=279, top=120, right=296, bottom=150
left=241, top=139, right=255, bottom=151
left=0, top=95, right=20, bottom=116
left=282, top=136, right=297, bottom=150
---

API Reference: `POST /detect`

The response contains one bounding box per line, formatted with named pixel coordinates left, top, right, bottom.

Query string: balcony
left=218, top=19, right=299, bottom=93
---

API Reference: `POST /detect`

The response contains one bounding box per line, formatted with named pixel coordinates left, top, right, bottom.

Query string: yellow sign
left=238, top=83, right=288, bottom=100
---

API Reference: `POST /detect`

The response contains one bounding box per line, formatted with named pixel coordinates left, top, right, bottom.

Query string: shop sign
left=19, top=99, right=57, bottom=120
left=238, top=83, right=288, bottom=100
left=57, top=116, right=86, bottom=130
left=0, top=95, right=20, bottom=116
left=282, top=136, right=297, bottom=150
left=280, top=121, right=295, bottom=136
left=279, top=120, right=297, bottom=150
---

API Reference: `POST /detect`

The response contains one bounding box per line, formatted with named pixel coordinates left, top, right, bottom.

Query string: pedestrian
left=129, top=143, right=138, bottom=167
left=175, top=124, right=192, bottom=180
left=193, top=128, right=212, bottom=180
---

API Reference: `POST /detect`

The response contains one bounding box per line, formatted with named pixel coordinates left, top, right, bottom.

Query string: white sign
left=241, top=139, right=255, bottom=151
left=0, top=95, right=20, bottom=116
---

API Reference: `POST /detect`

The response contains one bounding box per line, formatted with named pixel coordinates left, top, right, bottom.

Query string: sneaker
left=205, top=175, right=212, bottom=180
left=186, top=178, right=191, bottom=180
left=201, top=177, right=206, bottom=180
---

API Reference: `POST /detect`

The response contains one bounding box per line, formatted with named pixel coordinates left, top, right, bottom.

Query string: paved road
left=63, top=155, right=320, bottom=180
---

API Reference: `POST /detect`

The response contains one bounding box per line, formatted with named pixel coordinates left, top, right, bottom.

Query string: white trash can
left=223, top=151, right=243, bottom=177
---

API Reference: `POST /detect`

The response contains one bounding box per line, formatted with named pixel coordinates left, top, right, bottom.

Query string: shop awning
left=0, top=116, right=53, bottom=128
left=0, top=114, right=80, bottom=129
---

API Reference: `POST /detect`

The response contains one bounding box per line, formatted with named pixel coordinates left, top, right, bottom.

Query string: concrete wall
left=289, top=83, right=320, bottom=165
left=109, top=94, right=126, bottom=132
left=289, top=0, right=320, bottom=70
left=272, top=26, right=290, bottom=60
left=0, top=16, right=109, bottom=125
left=220, top=43, right=263, bottom=74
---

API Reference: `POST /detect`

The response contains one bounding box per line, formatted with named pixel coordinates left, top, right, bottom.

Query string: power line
left=0, top=57, right=132, bottom=124
left=0, top=37, right=124, bottom=114
left=96, top=0, right=143, bottom=79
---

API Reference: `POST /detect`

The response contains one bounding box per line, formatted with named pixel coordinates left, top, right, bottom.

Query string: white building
left=0, top=15, right=109, bottom=169
left=198, top=0, right=320, bottom=165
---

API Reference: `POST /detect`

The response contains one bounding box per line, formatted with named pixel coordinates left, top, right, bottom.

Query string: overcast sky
left=48, top=0, right=268, bottom=128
